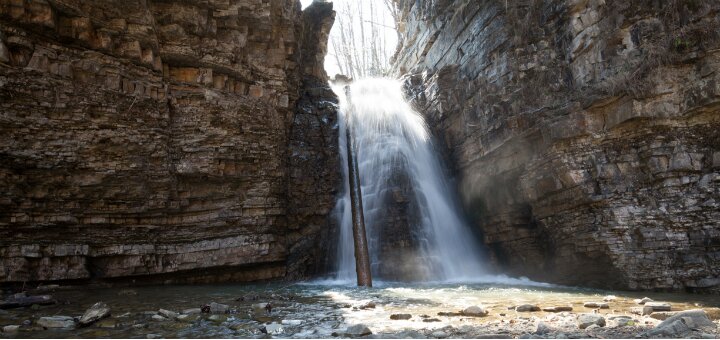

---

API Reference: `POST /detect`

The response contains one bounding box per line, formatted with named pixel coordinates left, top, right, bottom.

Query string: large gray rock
left=646, top=309, right=716, bottom=337
left=577, top=314, right=605, bottom=329
left=37, top=316, right=75, bottom=329
left=79, top=302, right=111, bottom=326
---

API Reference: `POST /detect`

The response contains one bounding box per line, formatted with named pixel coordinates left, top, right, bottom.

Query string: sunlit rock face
left=394, top=0, right=720, bottom=291
left=0, top=0, right=339, bottom=283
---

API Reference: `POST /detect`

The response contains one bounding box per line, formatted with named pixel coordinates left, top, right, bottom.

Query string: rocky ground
left=0, top=285, right=719, bottom=339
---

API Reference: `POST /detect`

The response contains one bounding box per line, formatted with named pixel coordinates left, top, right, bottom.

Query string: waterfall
left=333, top=78, right=487, bottom=282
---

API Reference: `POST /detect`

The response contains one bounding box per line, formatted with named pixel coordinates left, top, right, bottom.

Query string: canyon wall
left=0, top=0, right=339, bottom=284
left=395, top=0, right=720, bottom=291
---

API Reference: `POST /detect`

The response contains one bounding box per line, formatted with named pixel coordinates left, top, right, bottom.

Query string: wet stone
left=634, top=297, right=653, bottom=305
left=37, top=316, right=75, bottom=329
left=390, top=313, right=412, bottom=320
left=644, top=302, right=672, bottom=312
left=151, top=314, right=167, bottom=321
left=583, top=302, right=609, bottom=309
left=182, top=308, right=201, bottom=315
left=543, top=306, right=573, bottom=312
left=209, top=302, right=229, bottom=314
left=360, top=302, right=376, bottom=309
left=345, top=324, right=372, bottom=336
left=79, top=301, right=111, bottom=326
left=158, top=309, right=178, bottom=319
left=2, top=325, right=19, bottom=333
left=516, top=304, right=541, bottom=312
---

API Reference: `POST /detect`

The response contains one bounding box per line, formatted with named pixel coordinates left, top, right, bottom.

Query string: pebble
left=543, top=306, right=573, bottom=312
left=209, top=302, right=229, bottom=314
left=37, top=316, right=75, bottom=329
left=151, top=315, right=167, bottom=321
left=603, top=295, right=618, bottom=302
left=430, top=330, right=448, bottom=338
left=462, top=305, right=488, bottom=317
left=390, top=313, right=412, bottom=320
left=536, top=322, right=551, bottom=335
left=583, top=302, right=609, bottom=309
left=422, top=318, right=441, bottom=322
left=282, top=319, right=303, bottom=326
left=2, top=325, right=20, bottom=333
left=117, top=289, right=138, bottom=296
left=644, top=302, right=672, bottom=312
left=634, top=297, right=653, bottom=305
left=360, top=301, right=376, bottom=309
left=345, top=324, right=372, bottom=336
left=208, top=314, right=227, bottom=323
left=516, top=304, right=540, bottom=312
left=182, top=308, right=201, bottom=315
left=158, top=309, right=178, bottom=319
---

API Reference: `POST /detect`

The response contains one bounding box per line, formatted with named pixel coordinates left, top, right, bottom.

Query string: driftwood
left=344, top=86, right=372, bottom=287
left=0, top=295, right=56, bottom=309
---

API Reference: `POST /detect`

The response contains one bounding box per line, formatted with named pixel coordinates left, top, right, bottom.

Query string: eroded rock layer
left=0, top=0, right=339, bottom=283
left=395, top=0, right=720, bottom=290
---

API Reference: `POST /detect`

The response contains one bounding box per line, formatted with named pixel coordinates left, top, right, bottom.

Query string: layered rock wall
left=395, top=0, right=720, bottom=290
left=0, top=0, right=338, bottom=283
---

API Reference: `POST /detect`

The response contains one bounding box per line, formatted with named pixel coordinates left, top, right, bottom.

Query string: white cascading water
left=333, top=78, right=487, bottom=282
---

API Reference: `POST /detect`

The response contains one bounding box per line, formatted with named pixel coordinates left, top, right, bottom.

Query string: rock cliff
left=0, top=0, right=339, bottom=284
left=394, top=0, right=720, bottom=291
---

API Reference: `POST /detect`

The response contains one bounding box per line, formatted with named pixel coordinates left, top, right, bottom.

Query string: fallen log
left=0, top=295, right=56, bottom=309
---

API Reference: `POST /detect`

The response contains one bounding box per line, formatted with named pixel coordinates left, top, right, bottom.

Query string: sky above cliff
left=300, top=0, right=398, bottom=78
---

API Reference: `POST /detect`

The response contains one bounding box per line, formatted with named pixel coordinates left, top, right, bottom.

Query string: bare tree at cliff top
left=329, top=0, right=398, bottom=79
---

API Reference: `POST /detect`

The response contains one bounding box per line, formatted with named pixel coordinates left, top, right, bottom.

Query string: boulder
left=78, top=302, right=111, bottom=326
left=390, top=313, right=412, bottom=320
left=345, top=324, right=372, bottom=336
left=577, top=314, right=605, bottom=329
left=646, top=309, right=716, bottom=337
left=516, top=304, right=540, bottom=312
left=462, top=305, right=489, bottom=317
left=37, top=316, right=75, bottom=329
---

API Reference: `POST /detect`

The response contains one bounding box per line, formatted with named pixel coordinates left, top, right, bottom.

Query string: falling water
left=333, top=78, right=487, bottom=282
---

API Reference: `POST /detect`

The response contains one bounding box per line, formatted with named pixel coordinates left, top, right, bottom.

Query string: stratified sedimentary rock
left=395, top=0, right=720, bottom=291
left=0, top=0, right=338, bottom=283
